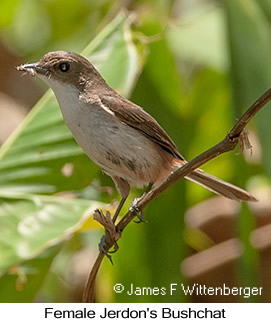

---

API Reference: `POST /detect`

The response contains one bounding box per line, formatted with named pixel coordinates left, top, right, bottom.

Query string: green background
left=0, top=0, right=270, bottom=302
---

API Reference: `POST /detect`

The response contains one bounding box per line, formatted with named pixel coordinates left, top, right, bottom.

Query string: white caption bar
left=0, top=303, right=266, bottom=322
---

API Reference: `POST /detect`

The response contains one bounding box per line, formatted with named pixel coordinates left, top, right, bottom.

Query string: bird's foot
left=129, top=198, right=147, bottom=224
left=93, top=209, right=121, bottom=263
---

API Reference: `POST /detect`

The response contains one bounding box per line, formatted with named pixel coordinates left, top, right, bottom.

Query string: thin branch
left=82, top=87, right=271, bottom=302
left=82, top=253, right=105, bottom=302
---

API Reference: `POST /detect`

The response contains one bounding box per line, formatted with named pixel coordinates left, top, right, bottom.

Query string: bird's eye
left=58, top=62, right=70, bottom=72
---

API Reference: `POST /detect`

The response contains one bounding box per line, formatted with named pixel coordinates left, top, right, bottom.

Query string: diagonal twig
left=82, top=88, right=271, bottom=302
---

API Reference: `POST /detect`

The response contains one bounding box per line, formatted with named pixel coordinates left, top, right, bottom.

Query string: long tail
left=185, top=168, right=257, bottom=202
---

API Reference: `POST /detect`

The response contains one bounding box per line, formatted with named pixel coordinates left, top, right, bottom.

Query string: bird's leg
left=130, top=198, right=144, bottom=223
left=112, top=196, right=127, bottom=223
left=111, top=176, right=130, bottom=224
left=95, top=177, right=130, bottom=261
left=145, top=182, right=153, bottom=194
left=132, top=182, right=153, bottom=223
left=94, top=210, right=121, bottom=262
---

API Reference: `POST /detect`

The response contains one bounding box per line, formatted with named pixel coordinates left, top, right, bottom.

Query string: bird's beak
left=16, top=63, right=47, bottom=76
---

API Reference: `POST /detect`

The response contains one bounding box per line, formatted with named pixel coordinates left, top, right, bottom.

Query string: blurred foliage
left=224, top=0, right=271, bottom=301
left=0, top=0, right=270, bottom=303
left=0, top=0, right=115, bottom=57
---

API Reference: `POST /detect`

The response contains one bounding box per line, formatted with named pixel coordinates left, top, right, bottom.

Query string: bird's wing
left=101, top=94, right=184, bottom=160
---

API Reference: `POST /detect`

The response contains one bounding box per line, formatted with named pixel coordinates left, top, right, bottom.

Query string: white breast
left=45, top=79, right=172, bottom=187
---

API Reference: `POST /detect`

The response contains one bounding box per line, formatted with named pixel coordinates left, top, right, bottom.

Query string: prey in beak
left=16, top=63, right=46, bottom=76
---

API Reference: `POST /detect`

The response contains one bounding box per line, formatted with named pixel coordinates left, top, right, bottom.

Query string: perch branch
left=82, top=88, right=271, bottom=302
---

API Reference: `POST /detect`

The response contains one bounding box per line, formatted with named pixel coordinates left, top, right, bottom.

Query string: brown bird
left=17, top=51, right=256, bottom=222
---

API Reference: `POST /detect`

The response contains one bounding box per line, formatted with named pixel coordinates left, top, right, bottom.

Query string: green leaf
left=0, top=245, right=61, bottom=302
left=0, top=191, right=104, bottom=275
left=0, top=13, right=142, bottom=194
